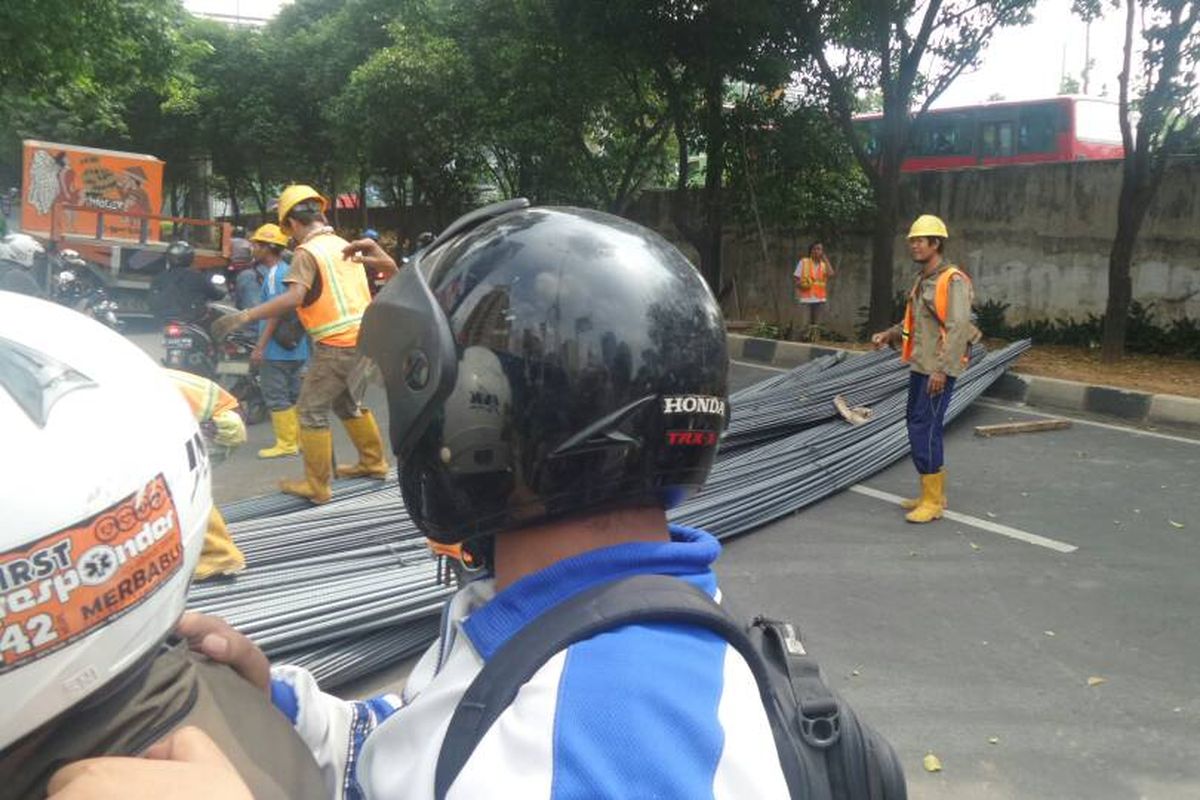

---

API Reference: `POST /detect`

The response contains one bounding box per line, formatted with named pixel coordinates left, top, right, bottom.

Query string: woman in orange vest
left=871, top=215, right=976, bottom=524
left=793, top=241, right=835, bottom=340
left=212, top=186, right=399, bottom=504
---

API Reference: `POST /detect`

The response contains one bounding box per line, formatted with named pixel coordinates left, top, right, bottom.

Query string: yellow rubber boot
left=280, top=427, right=334, bottom=504
left=258, top=407, right=300, bottom=458
left=193, top=508, right=246, bottom=581
left=905, top=471, right=945, bottom=523
left=900, top=467, right=947, bottom=509
left=335, top=410, right=390, bottom=479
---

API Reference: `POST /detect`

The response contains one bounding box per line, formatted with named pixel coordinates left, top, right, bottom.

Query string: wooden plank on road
left=974, top=419, right=1072, bottom=437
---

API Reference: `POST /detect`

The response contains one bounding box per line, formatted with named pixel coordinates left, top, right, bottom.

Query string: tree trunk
left=358, top=170, right=369, bottom=231
left=698, top=71, right=726, bottom=293
left=1101, top=180, right=1149, bottom=362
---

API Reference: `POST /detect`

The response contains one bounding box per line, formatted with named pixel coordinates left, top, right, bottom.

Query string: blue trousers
left=906, top=372, right=956, bottom=475
left=260, top=359, right=305, bottom=412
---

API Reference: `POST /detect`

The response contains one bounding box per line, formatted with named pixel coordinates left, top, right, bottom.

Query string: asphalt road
left=722, top=360, right=1200, bottom=800
left=130, top=320, right=1200, bottom=799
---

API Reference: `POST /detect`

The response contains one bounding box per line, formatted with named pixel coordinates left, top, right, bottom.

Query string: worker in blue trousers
left=873, top=214, right=978, bottom=524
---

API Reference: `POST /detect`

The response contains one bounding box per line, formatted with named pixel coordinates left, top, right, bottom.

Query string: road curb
left=728, top=333, right=1200, bottom=432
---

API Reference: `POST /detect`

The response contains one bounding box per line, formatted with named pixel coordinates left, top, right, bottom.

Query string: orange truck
left=20, top=140, right=231, bottom=308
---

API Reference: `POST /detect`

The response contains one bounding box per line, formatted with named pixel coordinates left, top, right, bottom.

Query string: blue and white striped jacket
left=270, top=525, right=790, bottom=799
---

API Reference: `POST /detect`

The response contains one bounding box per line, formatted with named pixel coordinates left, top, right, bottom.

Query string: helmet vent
left=0, top=336, right=96, bottom=427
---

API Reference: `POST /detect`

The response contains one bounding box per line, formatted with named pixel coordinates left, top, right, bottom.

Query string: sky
left=183, top=0, right=1130, bottom=108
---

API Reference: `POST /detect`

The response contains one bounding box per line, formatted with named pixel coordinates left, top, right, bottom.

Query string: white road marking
left=974, top=400, right=1200, bottom=446
left=849, top=484, right=1079, bottom=553
left=730, top=358, right=787, bottom=372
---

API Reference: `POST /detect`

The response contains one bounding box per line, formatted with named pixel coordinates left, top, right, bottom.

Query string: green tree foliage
left=0, top=0, right=186, bottom=185
left=1, top=0, right=874, bottom=260
left=789, top=0, right=1035, bottom=333
left=1075, top=0, right=1200, bottom=362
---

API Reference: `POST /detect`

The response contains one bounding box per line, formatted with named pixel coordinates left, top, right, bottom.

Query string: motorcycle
left=51, top=250, right=123, bottom=331
left=161, top=282, right=268, bottom=426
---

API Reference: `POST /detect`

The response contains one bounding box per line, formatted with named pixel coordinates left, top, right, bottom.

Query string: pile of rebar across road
left=194, top=340, right=1031, bottom=690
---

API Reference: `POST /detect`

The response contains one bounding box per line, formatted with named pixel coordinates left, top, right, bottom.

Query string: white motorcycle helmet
left=0, top=232, right=45, bottom=269
left=0, top=292, right=210, bottom=750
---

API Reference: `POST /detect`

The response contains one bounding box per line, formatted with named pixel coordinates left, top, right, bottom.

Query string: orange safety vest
left=796, top=257, right=828, bottom=302
left=295, top=232, right=372, bottom=347
left=165, top=369, right=239, bottom=422
left=900, top=266, right=972, bottom=366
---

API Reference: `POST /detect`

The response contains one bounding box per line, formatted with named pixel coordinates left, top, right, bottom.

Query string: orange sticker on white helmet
left=0, top=474, right=183, bottom=674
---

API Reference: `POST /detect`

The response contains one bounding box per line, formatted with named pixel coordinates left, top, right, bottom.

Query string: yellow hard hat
left=277, top=184, right=328, bottom=226
left=250, top=223, right=289, bottom=247
left=907, top=214, right=949, bottom=239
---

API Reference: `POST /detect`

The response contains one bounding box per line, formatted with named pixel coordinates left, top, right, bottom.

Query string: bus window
left=1074, top=99, right=1123, bottom=143
left=982, top=122, right=1015, bottom=157
left=912, top=115, right=973, bottom=157
left=1018, top=104, right=1065, bottom=153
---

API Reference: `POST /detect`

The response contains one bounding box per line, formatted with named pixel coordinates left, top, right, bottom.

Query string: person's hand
left=927, top=371, right=947, bottom=395
left=47, top=726, right=252, bottom=799
left=176, top=611, right=271, bottom=693
left=250, top=346, right=264, bottom=366
left=871, top=331, right=891, bottom=350
left=343, top=238, right=398, bottom=273
left=211, top=310, right=251, bottom=341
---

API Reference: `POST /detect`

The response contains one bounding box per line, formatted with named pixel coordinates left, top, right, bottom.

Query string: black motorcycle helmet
left=165, top=240, right=195, bottom=270
left=360, top=201, right=728, bottom=547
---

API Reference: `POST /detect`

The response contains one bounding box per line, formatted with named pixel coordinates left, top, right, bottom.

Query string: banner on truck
left=22, top=141, right=164, bottom=242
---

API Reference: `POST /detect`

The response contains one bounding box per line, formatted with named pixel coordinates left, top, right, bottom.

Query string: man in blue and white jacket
left=50, top=204, right=793, bottom=799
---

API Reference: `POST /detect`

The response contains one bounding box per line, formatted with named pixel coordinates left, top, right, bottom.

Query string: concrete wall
left=625, top=158, right=1200, bottom=338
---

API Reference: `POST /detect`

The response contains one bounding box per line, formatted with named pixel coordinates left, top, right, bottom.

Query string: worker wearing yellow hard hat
left=871, top=214, right=980, bottom=523
left=248, top=221, right=308, bottom=460
left=213, top=185, right=399, bottom=503
left=250, top=222, right=291, bottom=248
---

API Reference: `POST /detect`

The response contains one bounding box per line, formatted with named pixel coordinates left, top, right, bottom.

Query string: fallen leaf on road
left=985, top=512, right=997, bottom=519
left=1169, top=520, right=1185, bottom=529
left=988, top=737, right=1000, bottom=745
left=970, top=542, right=981, bottom=551
left=923, top=753, right=943, bottom=773
left=1044, top=630, right=1055, bottom=637
left=1087, top=676, right=1107, bottom=687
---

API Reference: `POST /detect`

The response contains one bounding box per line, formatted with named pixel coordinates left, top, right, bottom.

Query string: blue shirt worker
left=249, top=223, right=309, bottom=459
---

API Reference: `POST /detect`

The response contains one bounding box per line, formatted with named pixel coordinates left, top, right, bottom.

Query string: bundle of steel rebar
left=674, top=340, right=1029, bottom=537
left=198, top=341, right=1029, bottom=690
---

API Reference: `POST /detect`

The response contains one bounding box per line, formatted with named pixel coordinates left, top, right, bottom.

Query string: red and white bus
left=854, top=96, right=1124, bottom=172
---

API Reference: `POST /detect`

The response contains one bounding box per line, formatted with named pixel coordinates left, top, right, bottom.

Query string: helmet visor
left=359, top=253, right=458, bottom=460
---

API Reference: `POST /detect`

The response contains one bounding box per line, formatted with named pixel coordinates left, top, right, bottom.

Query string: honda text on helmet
left=0, top=292, right=210, bottom=750
left=360, top=201, right=728, bottom=549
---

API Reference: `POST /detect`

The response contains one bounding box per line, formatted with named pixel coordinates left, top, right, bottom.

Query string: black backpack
left=435, top=574, right=906, bottom=800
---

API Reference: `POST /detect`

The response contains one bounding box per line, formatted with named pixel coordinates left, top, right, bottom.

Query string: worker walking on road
left=165, top=368, right=248, bottom=579
left=212, top=185, right=396, bottom=504
left=872, top=214, right=976, bottom=524
left=248, top=222, right=308, bottom=459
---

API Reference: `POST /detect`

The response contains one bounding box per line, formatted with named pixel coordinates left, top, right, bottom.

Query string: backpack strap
left=433, top=573, right=810, bottom=800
